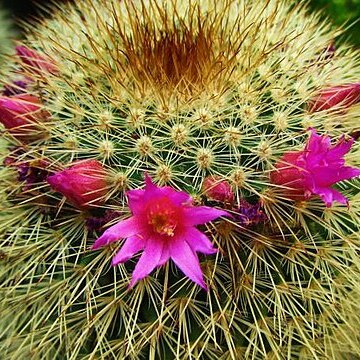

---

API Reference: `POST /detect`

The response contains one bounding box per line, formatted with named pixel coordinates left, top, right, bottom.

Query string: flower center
left=147, top=197, right=178, bottom=237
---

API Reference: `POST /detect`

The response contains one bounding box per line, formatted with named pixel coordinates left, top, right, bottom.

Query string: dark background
left=2, top=0, right=360, bottom=46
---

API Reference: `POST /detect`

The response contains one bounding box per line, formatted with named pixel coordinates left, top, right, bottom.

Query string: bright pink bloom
left=16, top=45, right=58, bottom=75
left=47, top=160, right=107, bottom=209
left=0, top=94, right=49, bottom=133
left=202, top=176, right=234, bottom=204
left=92, top=175, right=229, bottom=289
left=270, top=129, right=360, bottom=207
left=309, top=82, right=360, bottom=112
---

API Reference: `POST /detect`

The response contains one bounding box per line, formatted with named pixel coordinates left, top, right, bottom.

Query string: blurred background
left=0, top=0, right=359, bottom=46
left=306, top=0, right=360, bottom=46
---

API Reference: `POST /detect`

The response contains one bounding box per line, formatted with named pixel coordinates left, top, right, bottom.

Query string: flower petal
left=337, top=166, right=360, bottom=181
left=184, top=227, right=217, bottom=255
left=126, top=188, right=146, bottom=214
left=315, top=187, right=348, bottom=207
left=157, top=245, right=170, bottom=267
left=127, top=175, right=192, bottom=216
left=311, top=166, right=360, bottom=186
left=170, top=237, right=207, bottom=290
left=183, top=206, right=229, bottom=226
left=129, top=237, right=164, bottom=288
left=328, top=136, right=354, bottom=159
left=306, top=128, right=329, bottom=153
left=144, top=173, right=157, bottom=191
left=92, top=216, right=144, bottom=250
left=160, top=187, right=192, bottom=205
left=111, top=235, right=145, bottom=266
left=305, top=130, right=330, bottom=166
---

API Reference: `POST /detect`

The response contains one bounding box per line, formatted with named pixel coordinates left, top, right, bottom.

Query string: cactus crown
left=1, top=0, right=360, bottom=359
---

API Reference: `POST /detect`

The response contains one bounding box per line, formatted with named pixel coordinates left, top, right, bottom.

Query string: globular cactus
left=0, top=2, right=14, bottom=152
left=0, top=2, right=13, bottom=60
left=1, top=0, right=360, bottom=359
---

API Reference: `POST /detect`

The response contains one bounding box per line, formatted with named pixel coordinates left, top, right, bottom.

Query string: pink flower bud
left=0, top=94, right=50, bottom=135
left=16, top=45, right=58, bottom=75
left=309, top=82, right=360, bottom=112
left=47, top=160, right=108, bottom=209
left=202, top=176, right=234, bottom=204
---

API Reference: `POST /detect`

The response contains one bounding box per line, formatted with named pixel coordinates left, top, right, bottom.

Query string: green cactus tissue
left=0, top=2, right=12, bottom=60
left=1, top=0, right=360, bottom=358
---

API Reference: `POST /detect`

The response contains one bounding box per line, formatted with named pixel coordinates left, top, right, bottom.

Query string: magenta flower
left=0, top=94, right=49, bottom=134
left=47, top=160, right=108, bottom=209
left=270, top=129, right=360, bottom=207
left=202, top=175, right=234, bottom=204
left=92, top=175, right=229, bottom=289
left=16, top=46, right=58, bottom=75
left=309, top=82, right=360, bottom=112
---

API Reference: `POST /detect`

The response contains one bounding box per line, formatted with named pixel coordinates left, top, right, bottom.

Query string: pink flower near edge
left=270, top=129, right=360, bottom=207
left=16, top=45, right=58, bottom=75
left=92, top=175, right=229, bottom=290
left=309, top=82, right=360, bottom=112
left=0, top=94, right=49, bottom=133
left=47, top=160, right=108, bottom=209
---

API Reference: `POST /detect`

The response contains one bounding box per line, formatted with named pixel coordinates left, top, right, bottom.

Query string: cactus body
left=1, top=1, right=360, bottom=359
left=0, top=2, right=13, bottom=61
left=0, top=2, right=14, bottom=150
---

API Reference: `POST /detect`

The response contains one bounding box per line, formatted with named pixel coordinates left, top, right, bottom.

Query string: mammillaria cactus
left=0, top=2, right=14, bottom=151
left=0, top=2, right=13, bottom=61
left=1, top=0, right=360, bottom=358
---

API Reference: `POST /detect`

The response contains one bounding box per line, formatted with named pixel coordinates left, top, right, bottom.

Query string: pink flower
left=309, top=82, right=360, bottom=112
left=16, top=45, right=58, bottom=75
left=92, top=175, right=229, bottom=289
left=47, top=160, right=108, bottom=209
left=270, top=129, right=360, bottom=207
left=202, top=176, right=234, bottom=204
left=0, top=94, right=49, bottom=134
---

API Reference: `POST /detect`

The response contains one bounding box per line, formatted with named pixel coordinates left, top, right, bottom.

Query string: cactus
left=1, top=0, right=360, bottom=358
left=0, top=2, right=13, bottom=61
left=0, top=2, right=14, bottom=151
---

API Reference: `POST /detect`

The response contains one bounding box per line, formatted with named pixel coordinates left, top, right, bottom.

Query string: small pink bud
left=0, top=94, right=50, bottom=135
left=47, top=160, right=108, bottom=209
left=202, top=176, right=234, bottom=204
left=16, top=45, right=58, bottom=75
left=270, top=152, right=306, bottom=201
left=309, top=82, right=360, bottom=112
